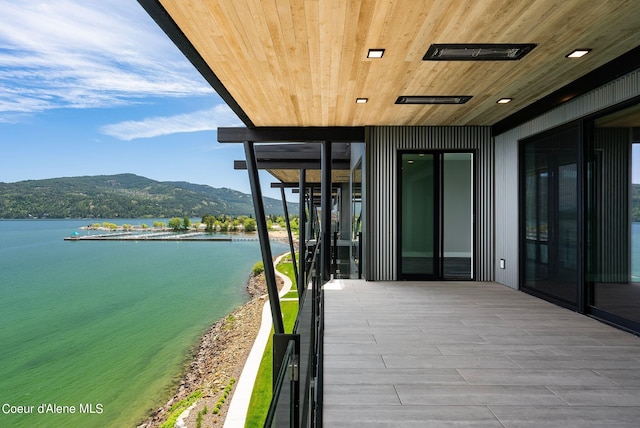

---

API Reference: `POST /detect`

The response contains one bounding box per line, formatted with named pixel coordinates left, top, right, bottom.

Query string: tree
left=289, top=216, right=300, bottom=233
left=202, top=214, right=216, bottom=232
left=182, top=216, right=192, bottom=231
left=168, top=217, right=183, bottom=231
left=244, top=217, right=257, bottom=232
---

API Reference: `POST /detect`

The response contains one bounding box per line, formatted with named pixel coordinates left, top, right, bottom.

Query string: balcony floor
left=322, top=280, right=640, bottom=427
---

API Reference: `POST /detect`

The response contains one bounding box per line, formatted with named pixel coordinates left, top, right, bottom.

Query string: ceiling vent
left=396, top=95, right=472, bottom=105
left=424, top=43, right=536, bottom=61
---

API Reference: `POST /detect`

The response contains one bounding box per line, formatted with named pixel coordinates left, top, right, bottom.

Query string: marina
left=64, top=231, right=234, bottom=241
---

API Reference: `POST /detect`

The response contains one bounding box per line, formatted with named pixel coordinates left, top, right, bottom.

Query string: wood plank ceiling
left=157, top=0, right=640, bottom=128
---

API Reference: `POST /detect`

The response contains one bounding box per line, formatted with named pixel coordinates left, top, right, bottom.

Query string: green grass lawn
left=276, top=253, right=298, bottom=293
left=244, top=253, right=299, bottom=427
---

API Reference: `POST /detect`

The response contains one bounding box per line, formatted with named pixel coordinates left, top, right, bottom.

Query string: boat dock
left=64, top=231, right=244, bottom=242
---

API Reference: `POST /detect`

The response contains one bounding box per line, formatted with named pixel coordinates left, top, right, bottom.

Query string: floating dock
left=64, top=231, right=245, bottom=242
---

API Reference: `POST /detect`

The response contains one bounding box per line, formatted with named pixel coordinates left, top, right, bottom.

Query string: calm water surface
left=0, top=220, right=286, bottom=427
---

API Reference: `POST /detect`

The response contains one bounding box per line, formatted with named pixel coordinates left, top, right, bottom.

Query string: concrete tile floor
left=322, top=280, right=640, bottom=427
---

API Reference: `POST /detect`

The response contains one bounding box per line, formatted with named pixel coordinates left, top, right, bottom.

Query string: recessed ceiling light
left=367, top=49, right=385, bottom=58
left=424, top=43, right=536, bottom=61
left=497, top=98, right=513, bottom=104
left=396, top=95, right=472, bottom=105
left=356, top=98, right=368, bottom=104
left=566, top=49, right=591, bottom=58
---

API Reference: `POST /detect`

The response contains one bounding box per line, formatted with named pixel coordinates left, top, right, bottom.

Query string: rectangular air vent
left=424, top=43, right=536, bottom=61
left=395, top=95, right=472, bottom=105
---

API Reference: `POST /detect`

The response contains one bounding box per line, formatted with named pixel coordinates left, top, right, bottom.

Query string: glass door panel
left=442, top=153, right=474, bottom=279
left=521, top=126, right=579, bottom=307
left=587, top=104, right=640, bottom=330
left=400, top=153, right=437, bottom=277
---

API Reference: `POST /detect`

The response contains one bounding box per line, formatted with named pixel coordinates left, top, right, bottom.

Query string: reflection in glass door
left=586, top=104, right=640, bottom=330
left=399, top=152, right=474, bottom=280
left=442, top=153, right=474, bottom=279
left=521, top=126, right=580, bottom=307
left=400, top=153, right=437, bottom=277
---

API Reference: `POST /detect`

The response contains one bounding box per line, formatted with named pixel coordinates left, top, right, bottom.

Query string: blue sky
left=0, top=0, right=289, bottom=200
left=1, top=1, right=638, bottom=199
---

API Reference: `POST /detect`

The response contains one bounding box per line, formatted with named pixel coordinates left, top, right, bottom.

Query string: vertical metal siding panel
left=368, top=126, right=493, bottom=281
left=494, top=132, right=520, bottom=289
left=367, top=126, right=398, bottom=281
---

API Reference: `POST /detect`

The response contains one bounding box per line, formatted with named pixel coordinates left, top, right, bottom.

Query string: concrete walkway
left=323, top=280, right=640, bottom=427
left=223, top=253, right=293, bottom=428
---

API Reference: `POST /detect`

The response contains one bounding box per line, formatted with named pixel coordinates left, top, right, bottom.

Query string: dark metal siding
left=365, top=126, right=494, bottom=281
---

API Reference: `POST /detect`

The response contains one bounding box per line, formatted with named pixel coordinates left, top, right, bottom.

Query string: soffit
left=157, top=0, right=640, bottom=128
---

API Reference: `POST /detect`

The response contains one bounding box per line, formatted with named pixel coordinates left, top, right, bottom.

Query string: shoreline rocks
left=137, top=267, right=283, bottom=428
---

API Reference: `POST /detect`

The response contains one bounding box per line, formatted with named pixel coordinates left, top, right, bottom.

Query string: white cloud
left=0, top=0, right=213, bottom=115
left=100, top=104, right=243, bottom=140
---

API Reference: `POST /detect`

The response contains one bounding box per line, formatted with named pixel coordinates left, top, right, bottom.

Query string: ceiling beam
left=218, top=127, right=365, bottom=143
left=234, top=160, right=350, bottom=170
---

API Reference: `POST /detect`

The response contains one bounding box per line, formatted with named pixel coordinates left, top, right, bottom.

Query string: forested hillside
left=0, top=174, right=294, bottom=219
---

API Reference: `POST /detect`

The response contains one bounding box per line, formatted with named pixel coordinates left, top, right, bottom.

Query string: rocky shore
left=137, top=266, right=284, bottom=428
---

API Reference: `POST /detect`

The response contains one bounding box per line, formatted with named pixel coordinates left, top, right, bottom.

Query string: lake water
left=0, top=220, right=287, bottom=427
left=633, top=222, right=640, bottom=280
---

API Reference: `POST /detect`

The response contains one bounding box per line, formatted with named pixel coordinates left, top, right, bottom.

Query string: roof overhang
left=139, top=0, right=640, bottom=131
left=137, top=1, right=640, bottom=187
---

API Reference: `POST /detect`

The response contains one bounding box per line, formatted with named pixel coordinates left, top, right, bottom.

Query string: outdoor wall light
left=566, top=49, right=591, bottom=58
left=356, top=98, right=368, bottom=104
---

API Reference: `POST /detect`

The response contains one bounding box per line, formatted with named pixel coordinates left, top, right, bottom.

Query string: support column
left=309, top=187, right=316, bottom=240
left=321, top=141, right=332, bottom=282
left=281, top=186, right=299, bottom=287
left=244, top=141, right=284, bottom=334
left=298, top=168, right=306, bottom=300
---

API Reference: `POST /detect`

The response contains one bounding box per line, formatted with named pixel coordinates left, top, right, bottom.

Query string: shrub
left=252, top=261, right=264, bottom=276
left=159, top=390, right=202, bottom=428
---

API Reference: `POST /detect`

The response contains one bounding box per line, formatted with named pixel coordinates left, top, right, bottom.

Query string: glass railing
left=264, top=340, right=296, bottom=427
left=265, top=235, right=325, bottom=427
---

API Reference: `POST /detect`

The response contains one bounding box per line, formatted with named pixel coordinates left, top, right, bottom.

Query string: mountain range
left=0, top=174, right=295, bottom=219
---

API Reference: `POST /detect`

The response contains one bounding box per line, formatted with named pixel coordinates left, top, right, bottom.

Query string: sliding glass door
left=521, top=125, right=580, bottom=308
left=518, top=100, right=640, bottom=334
left=399, top=151, right=474, bottom=280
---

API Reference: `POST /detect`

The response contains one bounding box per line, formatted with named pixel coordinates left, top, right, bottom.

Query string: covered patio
left=323, top=280, right=640, bottom=427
